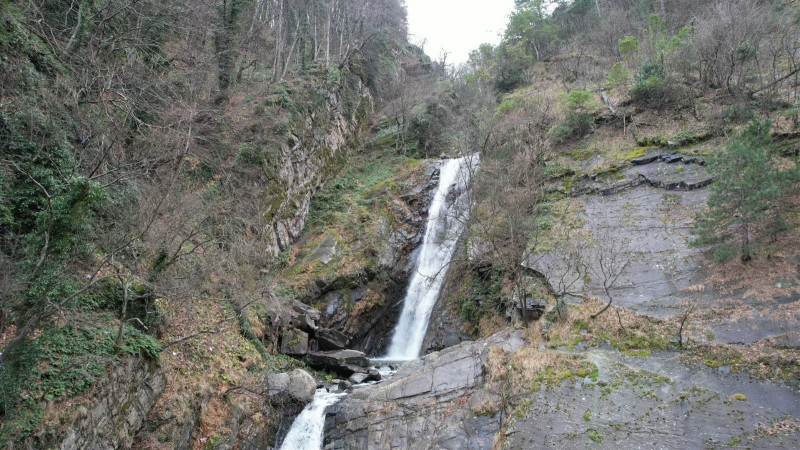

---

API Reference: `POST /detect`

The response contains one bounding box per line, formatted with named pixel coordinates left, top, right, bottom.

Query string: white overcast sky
left=405, top=0, right=516, bottom=66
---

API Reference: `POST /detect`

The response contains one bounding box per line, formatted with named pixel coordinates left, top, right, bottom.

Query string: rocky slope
left=323, top=137, right=800, bottom=448
left=263, top=82, right=373, bottom=256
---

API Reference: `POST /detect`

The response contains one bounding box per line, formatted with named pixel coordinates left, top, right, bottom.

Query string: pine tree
left=695, top=119, right=789, bottom=262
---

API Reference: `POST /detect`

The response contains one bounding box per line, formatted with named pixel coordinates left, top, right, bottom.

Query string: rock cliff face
left=503, top=349, right=800, bottom=449
left=328, top=327, right=800, bottom=449
left=265, top=84, right=373, bottom=256
left=55, top=357, right=165, bottom=450
left=419, top=237, right=474, bottom=355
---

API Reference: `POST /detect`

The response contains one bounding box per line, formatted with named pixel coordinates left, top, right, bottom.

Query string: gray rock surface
left=327, top=328, right=800, bottom=449
left=267, top=372, right=291, bottom=397
left=533, top=152, right=715, bottom=319
left=291, top=299, right=321, bottom=333
left=268, top=369, right=317, bottom=406
left=280, top=328, right=309, bottom=356
left=263, top=81, right=373, bottom=256
left=421, top=298, right=473, bottom=354
left=572, top=153, right=712, bottom=196
left=317, top=327, right=349, bottom=350
left=504, top=349, right=800, bottom=449
left=536, top=153, right=800, bottom=346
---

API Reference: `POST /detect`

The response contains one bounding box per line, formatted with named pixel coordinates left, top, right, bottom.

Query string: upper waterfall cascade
left=384, top=155, right=477, bottom=360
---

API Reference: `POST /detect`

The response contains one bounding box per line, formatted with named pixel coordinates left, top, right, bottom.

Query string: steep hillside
left=4, top=0, right=800, bottom=448
left=0, top=0, right=416, bottom=447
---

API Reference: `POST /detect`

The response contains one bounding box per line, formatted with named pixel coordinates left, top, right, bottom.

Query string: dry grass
left=683, top=340, right=800, bottom=383
left=540, top=297, right=679, bottom=353
left=752, top=419, right=800, bottom=440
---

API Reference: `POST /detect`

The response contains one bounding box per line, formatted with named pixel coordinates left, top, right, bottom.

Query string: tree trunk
left=281, top=10, right=301, bottom=80
left=325, top=2, right=332, bottom=66
left=65, top=0, right=91, bottom=54
left=591, top=298, right=612, bottom=318
left=741, top=219, right=752, bottom=261
left=591, top=286, right=614, bottom=318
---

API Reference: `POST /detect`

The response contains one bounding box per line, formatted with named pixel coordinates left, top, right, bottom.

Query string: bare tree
left=589, top=229, right=631, bottom=319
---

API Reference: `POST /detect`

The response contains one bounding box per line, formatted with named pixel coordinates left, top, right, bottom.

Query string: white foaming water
left=384, top=155, right=477, bottom=360
left=279, top=389, right=346, bottom=450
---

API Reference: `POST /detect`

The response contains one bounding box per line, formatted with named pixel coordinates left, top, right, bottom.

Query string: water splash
left=385, top=155, right=477, bottom=360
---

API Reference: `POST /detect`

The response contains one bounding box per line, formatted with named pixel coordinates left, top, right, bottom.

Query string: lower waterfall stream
left=278, top=389, right=347, bottom=450
left=278, top=156, right=476, bottom=449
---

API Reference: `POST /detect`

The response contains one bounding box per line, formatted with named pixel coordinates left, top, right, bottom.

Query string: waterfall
left=278, top=389, right=347, bottom=450
left=384, top=155, right=477, bottom=360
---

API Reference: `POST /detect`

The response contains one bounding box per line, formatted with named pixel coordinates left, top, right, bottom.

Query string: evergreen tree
left=695, top=119, right=791, bottom=262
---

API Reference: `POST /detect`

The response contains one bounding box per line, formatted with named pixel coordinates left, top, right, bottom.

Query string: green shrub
left=552, top=89, right=596, bottom=142
left=236, top=143, right=264, bottom=166
left=630, top=61, right=681, bottom=109
left=606, top=62, right=630, bottom=90
left=618, top=35, right=640, bottom=59
left=711, top=246, right=738, bottom=264
left=552, top=112, right=594, bottom=142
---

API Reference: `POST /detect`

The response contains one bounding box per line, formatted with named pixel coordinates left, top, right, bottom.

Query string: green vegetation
left=3, top=0, right=800, bottom=445
left=553, top=90, right=596, bottom=142
left=606, top=62, right=630, bottom=90
left=618, top=35, right=639, bottom=59
left=0, top=0, right=411, bottom=443
left=0, top=318, right=160, bottom=443
left=694, top=119, right=797, bottom=261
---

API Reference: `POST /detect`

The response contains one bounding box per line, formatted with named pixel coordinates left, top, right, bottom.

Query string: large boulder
left=304, top=350, right=370, bottom=377
left=280, top=328, right=309, bottom=356
left=286, top=369, right=316, bottom=404
left=267, top=373, right=290, bottom=398
left=325, top=329, right=525, bottom=449
left=290, top=300, right=320, bottom=333
left=267, top=369, right=316, bottom=406
left=316, top=327, right=349, bottom=351
left=348, top=369, right=381, bottom=385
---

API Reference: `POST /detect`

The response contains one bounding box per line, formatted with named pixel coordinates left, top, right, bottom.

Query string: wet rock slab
left=324, top=329, right=526, bottom=449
